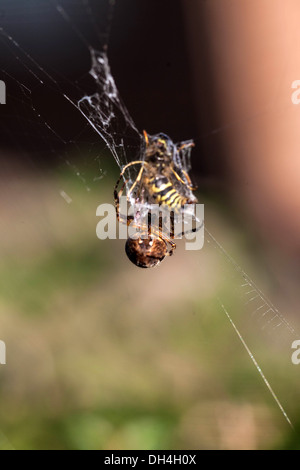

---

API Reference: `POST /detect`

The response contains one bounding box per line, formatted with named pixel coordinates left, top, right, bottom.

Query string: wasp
left=114, top=131, right=198, bottom=268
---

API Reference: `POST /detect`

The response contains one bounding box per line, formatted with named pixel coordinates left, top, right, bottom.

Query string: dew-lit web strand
left=58, top=2, right=289, bottom=147
left=12, top=4, right=136, bottom=195
left=1, top=68, right=31, bottom=95
left=79, top=0, right=116, bottom=51
left=1, top=2, right=296, bottom=337
left=0, top=7, right=113, bottom=142
left=0, top=28, right=68, bottom=148
left=218, top=300, right=294, bottom=430
left=206, top=228, right=297, bottom=337
left=2, top=2, right=296, bottom=339
left=0, top=1, right=297, bottom=430
left=0, top=4, right=136, bottom=194
left=0, top=3, right=293, bottom=162
left=3, top=2, right=291, bottom=182
left=53, top=1, right=142, bottom=188
left=0, top=21, right=103, bottom=188
left=68, top=23, right=300, bottom=430
left=0, top=28, right=56, bottom=86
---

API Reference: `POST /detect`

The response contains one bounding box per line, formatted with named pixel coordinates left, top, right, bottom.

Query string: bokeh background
left=0, top=0, right=300, bottom=450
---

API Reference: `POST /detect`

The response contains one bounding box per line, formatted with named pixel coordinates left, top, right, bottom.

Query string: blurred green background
left=0, top=156, right=299, bottom=450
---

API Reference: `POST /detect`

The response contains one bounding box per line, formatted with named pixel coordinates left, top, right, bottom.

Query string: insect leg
left=127, top=163, right=145, bottom=198
left=171, top=167, right=198, bottom=191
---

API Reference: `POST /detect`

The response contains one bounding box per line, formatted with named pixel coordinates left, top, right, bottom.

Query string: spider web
left=0, top=0, right=299, bottom=448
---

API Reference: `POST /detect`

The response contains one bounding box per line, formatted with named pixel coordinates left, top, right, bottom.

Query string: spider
left=114, top=131, right=198, bottom=268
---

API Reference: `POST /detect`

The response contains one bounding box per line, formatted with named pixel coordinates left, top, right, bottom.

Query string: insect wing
left=174, top=139, right=194, bottom=172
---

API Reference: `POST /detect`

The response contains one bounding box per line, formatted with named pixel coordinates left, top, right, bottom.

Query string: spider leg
left=181, top=169, right=198, bottom=191
left=114, top=178, right=134, bottom=226
left=170, top=211, right=175, bottom=239
left=163, top=234, right=176, bottom=256
left=171, top=167, right=198, bottom=191
left=175, top=216, right=204, bottom=238
left=128, top=216, right=176, bottom=256
left=114, top=160, right=150, bottom=201
left=155, top=212, right=176, bottom=255
left=161, top=211, right=176, bottom=256
left=114, top=160, right=149, bottom=226
left=127, top=163, right=145, bottom=198
left=177, top=142, right=195, bottom=152
left=114, top=160, right=146, bottom=195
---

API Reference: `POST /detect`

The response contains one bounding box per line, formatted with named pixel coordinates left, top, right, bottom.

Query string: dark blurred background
left=0, top=0, right=203, bottom=165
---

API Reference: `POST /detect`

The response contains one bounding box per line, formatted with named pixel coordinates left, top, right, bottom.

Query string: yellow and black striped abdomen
left=149, top=177, right=186, bottom=211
